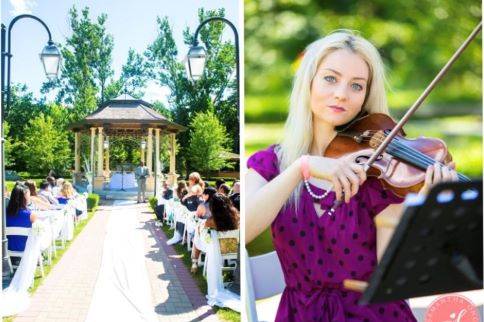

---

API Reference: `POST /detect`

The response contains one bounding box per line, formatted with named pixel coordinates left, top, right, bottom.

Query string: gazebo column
left=105, top=136, right=110, bottom=175
left=167, top=133, right=178, bottom=186
left=93, top=127, right=105, bottom=191
left=154, top=128, right=161, bottom=197
left=89, top=127, right=96, bottom=192
left=74, top=131, right=81, bottom=185
left=146, top=128, right=154, bottom=191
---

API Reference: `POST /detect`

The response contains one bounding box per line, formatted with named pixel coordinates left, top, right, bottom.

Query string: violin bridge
left=369, top=131, right=386, bottom=149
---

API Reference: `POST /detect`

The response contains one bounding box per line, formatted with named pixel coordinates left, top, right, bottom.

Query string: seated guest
left=5, top=186, right=10, bottom=208
left=46, top=176, right=56, bottom=190
left=53, top=178, right=65, bottom=197
left=57, top=181, right=77, bottom=205
left=229, top=181, right=240, bottom=211
left=6, top=184, right=37, bottom=253
left=175, top=181, right=188, bottom=201
left=206, top=193, right=239, bottom=231
left=190, top=193, right=239, bottom=273
left=190, top=187, right=217, bottom=272
left=25, top=180, right=52, bottom=211
left=196, top=187, right=217, bottom=219
left=38, top=181, right=59, bottom=206
left=188, top=172, right=205, bottom=190
left=215, top=179, right=225, bottom=190
left=218, top=183, right=230, bottom=196
left=182, top=184, right=203, bottom=211
left=167, top=185, right=203, bottom=246
left=162, top=181, right=174, bottom=200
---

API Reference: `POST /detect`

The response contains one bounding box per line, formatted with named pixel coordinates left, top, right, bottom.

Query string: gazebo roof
left=69, top=93, right=186, bottom=135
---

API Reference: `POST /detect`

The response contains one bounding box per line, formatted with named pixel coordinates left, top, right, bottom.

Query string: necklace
left=304, top=179, right=336, bottom=216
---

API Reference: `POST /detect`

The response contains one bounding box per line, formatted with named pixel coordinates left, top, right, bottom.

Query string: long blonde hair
left=278, top=30, right=390, bottom=209
left=61, top=182, right=75, bottom=198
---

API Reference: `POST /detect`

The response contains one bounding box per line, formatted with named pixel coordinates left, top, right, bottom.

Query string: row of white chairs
left=5, top=199, right=87, bottom=286
left=160, top=198, right=239, bottom=283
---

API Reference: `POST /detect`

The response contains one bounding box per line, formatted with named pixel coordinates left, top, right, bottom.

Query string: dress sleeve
left=364, top=178, right=404, bottom=216
left=246, top=145, right=280, bottom=182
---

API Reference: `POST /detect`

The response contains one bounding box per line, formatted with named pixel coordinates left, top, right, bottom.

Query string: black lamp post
left=1, top=14, right=61, bottom=276
left=186, top=17, right=240, bottom=113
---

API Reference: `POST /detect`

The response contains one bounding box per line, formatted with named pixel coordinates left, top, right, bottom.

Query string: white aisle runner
left=86, top=200, right=157, bottom=322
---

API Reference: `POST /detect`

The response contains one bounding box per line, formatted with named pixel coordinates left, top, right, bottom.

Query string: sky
left=1, top=0, right=240, bottom=105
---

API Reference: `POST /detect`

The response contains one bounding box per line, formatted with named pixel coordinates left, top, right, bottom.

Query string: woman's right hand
left=307, top=156, right=367, bottom=203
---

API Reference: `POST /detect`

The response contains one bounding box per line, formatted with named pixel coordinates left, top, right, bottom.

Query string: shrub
left=87, top=193, right=100, bottom=211
left=148, top=196, right=158, bottom=211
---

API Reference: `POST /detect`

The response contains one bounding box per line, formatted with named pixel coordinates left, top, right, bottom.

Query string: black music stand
left=360, top=180, right=483, bottom=304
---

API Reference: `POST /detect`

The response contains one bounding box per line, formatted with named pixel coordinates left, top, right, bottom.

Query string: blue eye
left=324, top=75, right=336, bottom=83
left=352, top=83, right=363, bottom=91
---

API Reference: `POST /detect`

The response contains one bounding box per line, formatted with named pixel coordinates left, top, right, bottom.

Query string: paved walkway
left=13, top=201, right=218, bottom=322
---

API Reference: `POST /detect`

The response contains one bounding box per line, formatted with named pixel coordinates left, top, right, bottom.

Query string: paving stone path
left=13, top=200, right=218, bottom=322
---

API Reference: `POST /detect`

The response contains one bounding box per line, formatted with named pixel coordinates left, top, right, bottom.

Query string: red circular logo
left=425, top=294, right=479, bottom=322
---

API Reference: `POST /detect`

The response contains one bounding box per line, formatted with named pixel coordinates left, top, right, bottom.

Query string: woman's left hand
left=418, top=162, right=458, bottom=196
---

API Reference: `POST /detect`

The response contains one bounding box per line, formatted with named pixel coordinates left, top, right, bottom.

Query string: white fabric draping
left=108, top=172, right=137, bottom=190
left=206, top=229, right=241, bottom=312
left=1, top=224, right=42, bottom=317
left=85, top=200, right=157, bottom=322
left=1, top=206, right=76, bottom=317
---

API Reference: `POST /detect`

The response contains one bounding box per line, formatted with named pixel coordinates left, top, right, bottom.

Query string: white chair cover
left=205, top=229, right=240, bottom=312
left=1, top=223, right=43, bottom=317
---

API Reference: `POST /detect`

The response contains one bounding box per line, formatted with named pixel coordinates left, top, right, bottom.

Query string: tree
left=145, top=8, right=239, bottom=174
left=187, top=110, right=231, bottom=174
left=104, top=48, right=149, bottom=101
left=3, top=122, right=15, bottom=168
left=5, top=84, right=45, bottom=139
left=21, top=114, right=72, bottom=175
left=41, top=6, right=114, bottom=121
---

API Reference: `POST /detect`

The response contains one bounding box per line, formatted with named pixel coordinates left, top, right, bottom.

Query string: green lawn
left=245, top=116, right=482, bottom=256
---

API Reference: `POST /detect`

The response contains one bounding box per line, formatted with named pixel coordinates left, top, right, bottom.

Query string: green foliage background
left=5, top=6, right=238, bottom=179
left=245, top=0, right=482, bottom=256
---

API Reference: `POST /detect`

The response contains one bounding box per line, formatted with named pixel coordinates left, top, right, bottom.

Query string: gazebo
left=69, top=94, right=186, bottom=194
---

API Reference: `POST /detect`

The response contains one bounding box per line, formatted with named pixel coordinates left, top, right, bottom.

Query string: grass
left=2, top=207, right=98, bottom=322
left=245, top=116, right=483, bottom=256
left=159, top=224, right=240, bottom=322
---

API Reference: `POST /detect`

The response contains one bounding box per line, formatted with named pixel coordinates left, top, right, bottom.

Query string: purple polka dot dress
left=247, top=145, right=417, bottom=322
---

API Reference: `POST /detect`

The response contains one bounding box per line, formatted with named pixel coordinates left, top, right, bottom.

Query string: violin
left=325, top=113, right=470, bottom=198
left=323, top=21, right=481, bottom=198
left=340, top=21, right=481, bottom=294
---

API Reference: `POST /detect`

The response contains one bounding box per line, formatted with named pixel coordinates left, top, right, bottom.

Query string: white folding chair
left=184, top=211, right=198, bottom=251
left=203, top=229, right=239, bottom=277
left=6, top=227, right=45, bottom=279
left=246, top=250, right=286, bottom=322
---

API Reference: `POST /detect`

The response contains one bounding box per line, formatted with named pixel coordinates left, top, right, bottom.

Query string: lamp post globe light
left=186, top=45, right=207, bottom=81
left=186, top=17, right=239, bottom=112
left=1, top=14, right=61, bottom=276
left=103, top=139, right=109, bottom=150
left=141, top=140, right=147, bottom=150
left=40, top=41, right=62, bottom=80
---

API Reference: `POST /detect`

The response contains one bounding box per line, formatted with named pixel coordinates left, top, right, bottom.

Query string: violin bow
left=363, top=21, right=482, bottom=172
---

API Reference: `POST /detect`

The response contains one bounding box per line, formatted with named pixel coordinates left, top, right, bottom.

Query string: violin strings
left=354, top=133, right=469, bottom=182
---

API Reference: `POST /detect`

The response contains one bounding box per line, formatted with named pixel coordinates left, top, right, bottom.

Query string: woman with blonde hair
left=188, top=172, right=205, bottom=190
left=58, top=181, right=77, bottom=205
left=246, top=31, right=457, bottom=321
